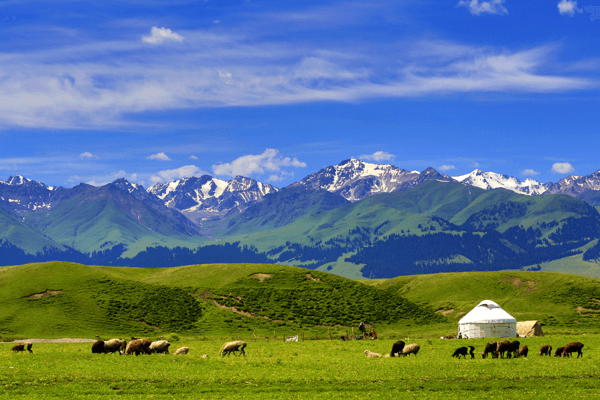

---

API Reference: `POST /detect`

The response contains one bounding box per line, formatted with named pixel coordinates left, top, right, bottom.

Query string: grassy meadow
left=1, top=335, right=599, bottom=399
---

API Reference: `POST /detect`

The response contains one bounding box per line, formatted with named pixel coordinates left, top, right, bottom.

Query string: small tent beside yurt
left=516, top=321, right=544, bottom=337
left=458, top=300, right=517, bottom=339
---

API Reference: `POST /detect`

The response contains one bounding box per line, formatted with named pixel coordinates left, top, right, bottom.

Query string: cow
left=495, top=340, right=511, bottom=358
left=482, top=341, right=497, bottom=359
left=390, top=341, right=405, bottom=357
left=539, top=345, right=552, bottom=356
left=517, top=345, right=528, bottom=358
left=562, top=342, right=584, bottom=358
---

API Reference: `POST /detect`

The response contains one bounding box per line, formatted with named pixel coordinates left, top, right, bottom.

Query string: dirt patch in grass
left=23, top=289, right=63, bottom=299
left=576, top=306, right=600, bottom=316
left=456, top=311, right=465, bottom=318
left=306, top=274, right=321, bottom=282
left=499, top=277, right=537, bottom=294
left=250, top=273, right=273, bottom=282
left=435, top=308, right=455, bottom=316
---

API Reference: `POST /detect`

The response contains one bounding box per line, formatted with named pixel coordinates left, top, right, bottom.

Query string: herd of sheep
left=85, top=338, right=248, bottom=357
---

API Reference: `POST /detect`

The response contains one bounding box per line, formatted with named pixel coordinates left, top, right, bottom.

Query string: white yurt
left=458, top=300, right=517, bottom=339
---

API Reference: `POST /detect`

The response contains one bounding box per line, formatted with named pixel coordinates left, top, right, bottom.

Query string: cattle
left=554, top=347, right=565, bottom=357
left=91, top=340, right=105, bottom=354
left=561, top=342, right=584, bottom=358
left=125, top=339, right=152, bottom=356
left=506, top=341, right=520, bottom=359
left=219, top=340, right=247, bottom=357
left=539, top=345, right=552, bottom=356
left=482, top=341, right=497, bottom=359
left=517, top=345, right=528, bottom=358
left=390, top=341, right=405, bottom=357
left=401, top=343, right=420, bottom=356
left=495, top=340, right=511, bottom=358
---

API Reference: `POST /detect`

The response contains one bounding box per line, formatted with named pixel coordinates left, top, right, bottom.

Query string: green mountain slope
left=24, top=184, right=206, bottom=256
left=0, top=206, right=65, bottom=254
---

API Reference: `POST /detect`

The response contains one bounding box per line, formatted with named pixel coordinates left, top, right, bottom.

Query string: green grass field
left=1, top=335, right=598, bottom=399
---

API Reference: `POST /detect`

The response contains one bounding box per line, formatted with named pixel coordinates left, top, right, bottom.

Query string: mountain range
left=2, top=159, right=600, bottom=279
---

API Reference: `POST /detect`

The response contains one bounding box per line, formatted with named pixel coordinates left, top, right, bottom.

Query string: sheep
left=12, top=344, right=25, bottom=353
left=539, top=345, right=552, bottom=356
left=554, top=347, right=565, bottom=357
left=149, top=340, right=170, bottom=354
left=219, top=340, right=247, bottom=357
left=91, top=340, right=105, bottom=354
left=26, top=343, right=33, bottom=353
left=390, top=340, right=405, bottom=357
left=482, top=341, right=497, bottom=359
left=562, top=342, right=584, bottom=358
left=495, top=340, right=511, bottom=359
left=125, top=339, right=152, bottom=356
left=174, top=346, right=190, bottom=355
left=202, top=354, right=209, bottom=359
left=517, top=345, right=528, bottom=358
left=363, top=350, right=381, bottom=358
left=452, top=346, right=475, bottom=359
left=401, top=343, right=420, bottom=357
left=506, top=341, right=520, bottom=359
left=103, top=339, right=127, bottom=355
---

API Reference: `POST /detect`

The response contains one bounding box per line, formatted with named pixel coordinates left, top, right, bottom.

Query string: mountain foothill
left=3, top=159, right=600, bottom=279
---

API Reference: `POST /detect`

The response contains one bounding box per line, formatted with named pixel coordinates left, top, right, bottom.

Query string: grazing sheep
left=401, top=343, right=420, bottom=357
left=219, top=340, right=247, bottom=357
left=363, top=350, right=381, bottom=358
left=103, top=339, right=126, bottom=355
left=452, top=346, right=469, bottom=359
left=482, top=341, right=497, bottom=359
left=26, top=343, right=33, bottom=353
left=174, top=346, right=190, bottom=355
left=384, top=354, right=391, bottom=358
left=562, top=342, right=584, bottom=358
left=149, top=340, right=171, bottom=354
left=517, top=345, right=528, bottom=358
left=495, top=340, right=511, bottom=359
left=12, top=344, right=25, bottom=353
left=91, top=340, right=105, bottom=354
left=506, top=341, right=520, bottom=359
left=125, top=339, right=152, bottom=356
left=390, top=340, right=405, bottom=357
left=539, top=345, right=552, bottom=356
left=554, top=347, right=565, bottom=357
left=202, top=354, right=209, bottom=359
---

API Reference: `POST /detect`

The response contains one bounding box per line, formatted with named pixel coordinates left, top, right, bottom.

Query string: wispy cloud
left=457, top=0, right=508, bottom=16
left=150, top=165, right=209, bottom=183
left=79, top=152, right=97, bottom=159
left=521, top=168, right=540, bottom=176
left=557, top=0, right=582, bottom=16
left=147, top=152, right=171, bottom=161
left=142, top=26, right=184, bottom=45
left=359, top=151, right=395, bottom=162
left=212, top=148, right=306, bottom=178
left=439, top=164, right=456, bottom=171
left=551, top=162, right=575, bottom=174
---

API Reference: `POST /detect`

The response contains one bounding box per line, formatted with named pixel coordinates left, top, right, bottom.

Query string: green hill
left=0, top=206, right=65, bottom=254
left=1, top=262, right=599, bottom=339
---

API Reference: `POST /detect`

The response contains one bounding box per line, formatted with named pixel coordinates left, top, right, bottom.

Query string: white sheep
left=174, top=346, right=189, bottom=355
left=219, top=340, right=247, bottom=357
left=402, top=343, right=420, bottom=356
left=149, top=340, right=171, bottom=354
left=202, top=354, right=209, bottom=359
left=103, top=339, right=127, bottom=355
left=363, top=350, right=382, bottom=358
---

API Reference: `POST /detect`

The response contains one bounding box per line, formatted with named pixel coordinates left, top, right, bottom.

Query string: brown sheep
left=539, top=345, right=552, bottom=356
left=554, top=347, right=565, bottom=357
left=562, top=342, right=584, bottom=358
left=401, top=343, right=420, bottom=356
left=125, top=339, right=152, bottom=356
left=495, top=340, right=511, bottom=358
left=26, top=343, right=33, bottom=353
left=390, top=341, right=405, bottom=357
left=482, top=341, right=497, bottom=359
left=11, top=344, right=25, bottom=353
left=517, top=345, right=528, bottom=358
left=506, top=341, right=520, bottom=359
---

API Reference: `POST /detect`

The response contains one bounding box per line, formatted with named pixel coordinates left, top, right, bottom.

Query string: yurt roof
left=458, top=300, right=516, bottom=324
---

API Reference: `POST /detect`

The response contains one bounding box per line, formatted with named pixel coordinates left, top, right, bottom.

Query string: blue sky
left=0, top=0, right=599, bottom=188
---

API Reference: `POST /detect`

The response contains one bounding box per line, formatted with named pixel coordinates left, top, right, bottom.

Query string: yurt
left=516, top=321, right=544, bottom=337
left=458, top=300, right=517, bottom=339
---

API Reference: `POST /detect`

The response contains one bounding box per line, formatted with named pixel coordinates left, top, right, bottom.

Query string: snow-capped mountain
left=286, top=159, right=454, bottom=201
left=545, top=170, right=600, bottom=196
left=148, top=175, right=278, bottom=223
left=0, top=175, right=67, bottom=212
left=452, top=170, right=549, bottom=196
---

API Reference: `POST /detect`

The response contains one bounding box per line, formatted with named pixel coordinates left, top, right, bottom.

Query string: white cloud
left=79, top=152, right=96, bottom=159
left=189, top=155, right=198, bottom=160
left=142, top=27, right=184, bottom=45
left=521, top=169, right=540, bottom=176
left=151, top=165, right=209, bottom=183
left=359, top=151, right=395, bottom=162
left=551, top=162, right=575, bottom=174
left=212, top=149, right=307, bottom=178
left=457, top=0, right=508, bottom=15
left=147, top=152, right=171, bottom=161
left=268, top=171, right=295, bottom=182
left=558, top=0, right=582, bottom=16
left=439, top=164, right=456, bottom=171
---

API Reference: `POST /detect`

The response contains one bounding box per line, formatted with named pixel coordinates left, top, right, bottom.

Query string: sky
left=0, top=0, right=599, bottom=189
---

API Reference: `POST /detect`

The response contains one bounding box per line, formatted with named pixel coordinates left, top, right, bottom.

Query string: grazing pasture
left=1, top=335, right=598, bottom=399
